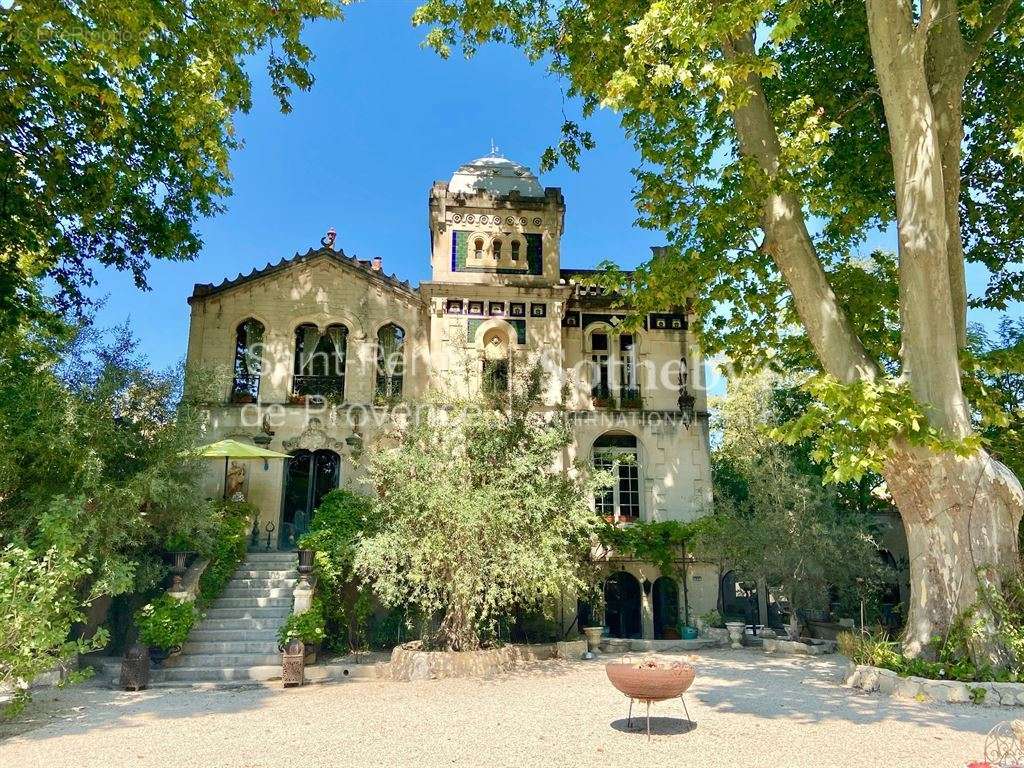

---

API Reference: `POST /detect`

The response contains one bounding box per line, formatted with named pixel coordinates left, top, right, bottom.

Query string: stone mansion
left=185, top=153, right=717, bottom=640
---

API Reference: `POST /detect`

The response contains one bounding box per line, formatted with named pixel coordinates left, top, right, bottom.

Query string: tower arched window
left=231, top=318, right=264, bottom=403
left=492, top=239, right=502, bottom=261
left=474, top=238, right=485, bottom=260
left=510, top=240, right=521, bottom=262
left=375, top=323, right=406, bottom=403
left=593, top=433, right=641, bottom=523
left=293, top=323, right=347, bottom=399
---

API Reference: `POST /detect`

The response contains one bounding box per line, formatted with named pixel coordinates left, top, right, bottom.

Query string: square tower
left=428, top=153, right=565, bottom=286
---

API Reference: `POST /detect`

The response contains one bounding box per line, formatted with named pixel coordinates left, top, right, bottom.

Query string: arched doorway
left=279, top=449, right=340, bottom=549
left=721, top=570, right=758, bottom=625
left=652, top=577, right=680, bottom=638
left=604, top=571, right=642, bottom=639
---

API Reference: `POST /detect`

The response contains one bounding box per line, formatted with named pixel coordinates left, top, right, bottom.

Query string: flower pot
left=148, top=646, right=170, bottom=667
left=297, top=549, right=314, bottom=581
left=680, top=626, right=698, bottom=640
left=583, top=626, right=605, bottom=653
left=725, top=621, right=746, bottom=650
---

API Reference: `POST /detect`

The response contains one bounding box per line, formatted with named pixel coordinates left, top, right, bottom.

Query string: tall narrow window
left=293, top=323, right=347, bottom=399
left=492, top=239, right=502, bottom=261
left=593, top=433, right=641, bottom=522
left=510, top=240, right=521, bottom=262
left=474, top=238, right=485, bottom=260
left=482, top=358, right=510, bottom=396
left=619, top=333, right=639, bottom=401
left=231, top=318, right=264, bottom=403
left=589, top=331, right=610, bottom=403
left=375, top=323, right=405, bottom=403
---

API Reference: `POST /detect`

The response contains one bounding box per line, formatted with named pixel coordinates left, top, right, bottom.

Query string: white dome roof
left=448, top=154, right=544, bottom=198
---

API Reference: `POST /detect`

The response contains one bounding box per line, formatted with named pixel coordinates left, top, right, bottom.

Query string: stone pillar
left=641, top=578, right=654, bottom=639
left=292, top=581, right=314, bottom=615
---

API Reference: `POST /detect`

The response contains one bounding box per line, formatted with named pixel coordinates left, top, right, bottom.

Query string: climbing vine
left=597, top=520, right=703, bottom=577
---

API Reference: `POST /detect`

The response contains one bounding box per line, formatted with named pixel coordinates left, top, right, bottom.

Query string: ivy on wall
left=597, top=520, right=703, bottom=577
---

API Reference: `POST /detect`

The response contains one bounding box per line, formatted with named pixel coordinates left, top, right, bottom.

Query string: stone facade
left=184, top=153, right=717, bottom=639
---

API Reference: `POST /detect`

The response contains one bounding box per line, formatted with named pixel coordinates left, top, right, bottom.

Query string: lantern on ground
left=282, top=637, right=305, bottom=688
left=120, top=643, right=150, bottom=691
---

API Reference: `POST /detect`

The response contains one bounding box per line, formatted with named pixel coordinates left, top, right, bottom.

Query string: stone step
left=220, top=588, right=296, bottom=599
left=232, top=569, right=299, bottom=580
left=184, top=641, right=281, bottom=655
left=175, top=653, right=282, bottom=668
left=153, top=666, right=282, bottom=683
left=197, top=618, right=290, bottom=626
left=243, top=556, right=298, bottom=565
left=203, top=610, right=290, bottom=622
left=224, top=578, right=298, bottom=590
left=212, top=596, right=293, bottom=608
left=189, top=628, right=280, bottom=642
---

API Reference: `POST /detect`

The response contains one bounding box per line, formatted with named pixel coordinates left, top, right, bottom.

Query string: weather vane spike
left=490, top=139, right=500, bottom=156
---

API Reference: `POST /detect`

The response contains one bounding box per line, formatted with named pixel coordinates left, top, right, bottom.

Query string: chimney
left=371, top=256, right=382, bottom=272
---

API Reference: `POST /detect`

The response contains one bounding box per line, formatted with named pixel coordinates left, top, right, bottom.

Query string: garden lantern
left=282, top=637, right=305, bottom=688
left=120, top=643, right=150, bottom=691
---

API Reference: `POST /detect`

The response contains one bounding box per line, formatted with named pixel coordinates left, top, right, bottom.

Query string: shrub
left=837, top=629, right=1015, bottom=683
left=134, top=595, right=198, bottom=651
left=277, top=600, right=326, bottom=648
left=197, top=500, right=253, bottom=605
left=700, top=609, right=724, bottom=628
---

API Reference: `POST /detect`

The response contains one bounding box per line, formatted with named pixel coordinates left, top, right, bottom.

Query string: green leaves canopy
left=0, top=0, right=343, bottom=324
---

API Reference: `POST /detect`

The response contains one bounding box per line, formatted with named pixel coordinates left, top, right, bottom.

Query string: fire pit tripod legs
left=626, top=696, right=692, bottom=740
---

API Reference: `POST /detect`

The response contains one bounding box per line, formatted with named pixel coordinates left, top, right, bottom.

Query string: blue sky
left=88, top=1, right=1019, bottom=373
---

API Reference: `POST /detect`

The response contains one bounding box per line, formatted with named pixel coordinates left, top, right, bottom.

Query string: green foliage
left=133, top=595, right=198, bottom=652
left=1, top=545, right=109, bottom=716
left=354, top=361, right=602, bottom=651
left=772, top=374, right=979, bottom=484
left=1, top=0, right=345, bottom=324
left=838, top=629, right=1011, bottom=684
left=197, top=501, right=255, bottom=605
left=297, top=489, right=377, bottom=651
left=277, top=599, right=326, bottom=648
left=597, top=520, right=699, bottom=577
left=699, top=609, right=724, bottom=628
left=0, top=315, right=220, bottom=698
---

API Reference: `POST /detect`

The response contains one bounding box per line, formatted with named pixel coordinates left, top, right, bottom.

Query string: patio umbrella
left=187, top=439, right=291, bottom=499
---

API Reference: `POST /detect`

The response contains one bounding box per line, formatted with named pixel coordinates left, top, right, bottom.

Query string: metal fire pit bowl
left=606, top=658, right=696, bottom=739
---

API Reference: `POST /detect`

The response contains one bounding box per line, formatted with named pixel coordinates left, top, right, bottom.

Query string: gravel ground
left=0, top=649, right=1009, bottom=767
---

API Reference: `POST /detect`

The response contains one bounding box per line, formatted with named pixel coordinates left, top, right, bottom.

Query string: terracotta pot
left=606, top=659, right=696, bottom=702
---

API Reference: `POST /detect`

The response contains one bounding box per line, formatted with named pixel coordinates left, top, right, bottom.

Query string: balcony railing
left=292, top=375, right=345, bottom=400
left=590, top=385, right=643, bottom=410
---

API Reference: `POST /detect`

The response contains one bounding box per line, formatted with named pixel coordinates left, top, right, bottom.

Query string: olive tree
left=412, top=0, right=1024, bottom=665
left=354, top=363, right=603, bottom=651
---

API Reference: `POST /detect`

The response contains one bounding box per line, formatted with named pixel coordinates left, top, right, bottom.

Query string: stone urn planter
left=583, top=626, right=604, bottom=653
left=725, top=621, right=746, bottom=650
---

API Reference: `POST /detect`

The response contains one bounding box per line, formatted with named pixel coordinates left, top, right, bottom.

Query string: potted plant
left=277, top=601, right=326, bottom=665
left=230, top=391, right=255, bottom=404
left=619, top=391, right=643, bottom=410
left=134, top=595, right=198, bottom=665
left=288, top=392, right=308, bottom=406
left=581, top=579, right=606, bottom=653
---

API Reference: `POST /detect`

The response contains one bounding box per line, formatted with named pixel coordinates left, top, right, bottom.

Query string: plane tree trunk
left=885, top=445, right=1023, bottom=663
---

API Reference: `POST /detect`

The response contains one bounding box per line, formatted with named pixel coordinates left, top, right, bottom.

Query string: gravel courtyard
left=0, top=649, right=1008, bottom=767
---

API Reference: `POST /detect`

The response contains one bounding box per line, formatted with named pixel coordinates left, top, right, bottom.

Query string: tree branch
left=967, top=0, right=1018, bottom=61
left=721, top=33, right=881, bottom=385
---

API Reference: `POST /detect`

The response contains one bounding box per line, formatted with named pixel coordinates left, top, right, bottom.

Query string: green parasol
left=186, top=439, right=291, bottom=499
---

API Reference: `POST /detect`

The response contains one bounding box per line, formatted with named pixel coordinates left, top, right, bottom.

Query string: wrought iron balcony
left=292, top=375, right=345, bottom=399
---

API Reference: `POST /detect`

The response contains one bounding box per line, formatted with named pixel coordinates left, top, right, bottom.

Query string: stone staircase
left=156, top=552, right=298, bottom=684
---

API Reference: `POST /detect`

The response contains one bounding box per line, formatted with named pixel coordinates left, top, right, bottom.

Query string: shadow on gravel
left=609, top=716, right=697, bottom=736
left=691, top=649, right=1012, bottom=737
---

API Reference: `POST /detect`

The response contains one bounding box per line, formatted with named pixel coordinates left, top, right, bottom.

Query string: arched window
left=593, top=433, right=640, bottom=522
left=293, top=323, right=347, bottom=399
left=231, top=318, right=264, bottom=403
left=474, top=238, right=485, bottom=260
left=492, top=239, right=502, bottom=261
left=481, top=327, right=510, bottom=398
left=375, top=323, right=405, bottom=403
left=510, top=240, right=521, bottom=262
